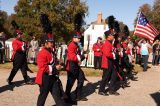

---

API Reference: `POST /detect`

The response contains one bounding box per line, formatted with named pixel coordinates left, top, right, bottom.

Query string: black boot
left=109, top=90, right=120, bottom=96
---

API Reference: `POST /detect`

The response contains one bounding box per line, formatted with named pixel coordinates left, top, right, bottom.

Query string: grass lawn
left=0, top=62, right=143, bottom=77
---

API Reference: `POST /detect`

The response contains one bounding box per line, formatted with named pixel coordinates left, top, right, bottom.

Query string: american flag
left=134, top=12, right=159, bottom=43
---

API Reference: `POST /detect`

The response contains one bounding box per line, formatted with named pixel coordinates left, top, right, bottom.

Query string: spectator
left=155, top=40, right=160, bottom=66
left=152, top=40, right=159, bottom=66
left=0, top=32, right=5, bottom=64
left=138, top=39, right=152, bottom=71
left=135, top=43, right=141, bottom=65
left=29, top=35, right=39, bottom=64
left=92, top=37, right=103, bottom=70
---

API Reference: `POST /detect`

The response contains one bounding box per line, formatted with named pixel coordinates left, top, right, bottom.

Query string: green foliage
left=123, top=25, right=130, bottom=37
left=0, top=11, right=8, bottom=32
left=6, top=0, right=88, bottom=42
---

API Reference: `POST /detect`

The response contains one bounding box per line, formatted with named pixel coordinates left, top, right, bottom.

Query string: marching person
left=99, top=30, right=119, bottom=96
left=92, top=37, right=103, bottom=70
left=65, top=34, right=88, bottom=102
left=35, top=35, right=65, bottom=106
left=7, top=31, right=33, bottom=85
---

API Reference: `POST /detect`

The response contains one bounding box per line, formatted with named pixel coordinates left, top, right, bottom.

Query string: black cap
left=97, top=37, right=102, bottom=40
left=73, top=32, right=81, bottom=39
left=14, top=31, right=23, bottom=37
left=104, top=30, right=115, bottom=37
left=41, top=35, right=54, bottom=44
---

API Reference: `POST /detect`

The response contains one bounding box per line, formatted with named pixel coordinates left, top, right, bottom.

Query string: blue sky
left=0, top=0, right=154, bottom=30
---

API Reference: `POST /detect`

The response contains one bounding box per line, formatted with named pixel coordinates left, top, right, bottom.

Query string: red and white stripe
left=134, top=24, right=159, bottom=43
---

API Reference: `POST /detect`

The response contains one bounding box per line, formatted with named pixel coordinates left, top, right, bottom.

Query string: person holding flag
left=138, top=39, right=152, bottom=71
left=134, top=12, right=159, bottom=71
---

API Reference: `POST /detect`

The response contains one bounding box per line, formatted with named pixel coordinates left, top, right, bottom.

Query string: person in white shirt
left=138, top=39, right=152, bottom=71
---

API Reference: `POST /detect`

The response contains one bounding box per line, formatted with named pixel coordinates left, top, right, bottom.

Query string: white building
left=82, top=13, right=109, bottom=67
left=83, top=13, right=108, bottom=50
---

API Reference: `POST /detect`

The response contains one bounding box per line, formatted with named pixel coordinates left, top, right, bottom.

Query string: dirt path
left=0, top=67, right=160, bottom=106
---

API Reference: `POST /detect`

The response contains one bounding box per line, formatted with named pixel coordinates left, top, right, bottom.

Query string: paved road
left=0, top=67, right=160, bottom=106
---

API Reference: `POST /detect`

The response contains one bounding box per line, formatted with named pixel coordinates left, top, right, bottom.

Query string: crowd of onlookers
left=92, top=36, right=160, bottom=73
left=135, top=39, right=160, bottom=70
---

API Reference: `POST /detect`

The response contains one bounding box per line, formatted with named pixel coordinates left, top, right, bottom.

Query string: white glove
left=120, top=51, right=123, bottom=57
left=112, top=52, right=116, bottom=60
left=97, top=49, right=100, bottom=51
left=21, top=42, right=25, bottom=51
left=48, top=65, right=53, bottom=75
left=77, top=55, right=81, bottom=62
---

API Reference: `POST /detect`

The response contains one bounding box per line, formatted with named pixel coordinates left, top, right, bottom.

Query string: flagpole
left=133, top=11, right=141, bottom=36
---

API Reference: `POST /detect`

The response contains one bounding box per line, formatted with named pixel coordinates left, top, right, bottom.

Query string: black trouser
left=142, top=55, right=149, bottom=71
left=99, top=59, right=118, bottom=92
left=155, top=55, right=160, bottom=65
left=94, top=56, right=102, bottom=69
left=37, top=74, right=65, bottom=106
left=136, top=54, right=141, bottom=64
left=65, top=61, right=85, bottom=99
left=8, top=52, right=29, bottom=82
left=0, top=49, right=4, bottom=63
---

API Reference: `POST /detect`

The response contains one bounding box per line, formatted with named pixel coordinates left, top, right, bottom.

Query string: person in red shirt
left=65, top=34, right=88, bottom=102
left=92, top=37, right=103, bottom=70
left=99, top=30, right=120, bottom=96
left=35, top=35, right=65, bottom=106
left=7, top=31, right=33, bottom=85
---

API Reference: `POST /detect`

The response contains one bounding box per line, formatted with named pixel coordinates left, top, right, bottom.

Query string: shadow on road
left=0, top=77, right=35, bottom=93
left=70, top=80, right=100, bottom=101
left=150, top=91, right=160, bottom=106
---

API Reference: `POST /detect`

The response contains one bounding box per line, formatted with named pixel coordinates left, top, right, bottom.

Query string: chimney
left=97, top=12, right=102, bottom=24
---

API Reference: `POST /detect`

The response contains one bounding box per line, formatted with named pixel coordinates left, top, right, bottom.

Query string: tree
left=123, top=25, right=130, bottom=37
left=133, top=0, right=160, bottom=40
left=152, top=0, right=160, bottom=31
left=0, top=10, right=12, bottom=38
left=12, top=0, right=88, bottom=42
left=134, top=3, right=152, bottom=28
left=0, top=10, right=8, bottom=32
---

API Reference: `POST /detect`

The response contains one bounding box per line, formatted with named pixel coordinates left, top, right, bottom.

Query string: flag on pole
left=134, top=12, right=159, bottom=43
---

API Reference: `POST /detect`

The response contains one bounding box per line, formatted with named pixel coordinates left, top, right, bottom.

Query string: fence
left=56, top=46, right=95, bottom=67
left=5, top=44, right=12, bottom=61
left=4, top=44, right=95, bottom=67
